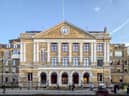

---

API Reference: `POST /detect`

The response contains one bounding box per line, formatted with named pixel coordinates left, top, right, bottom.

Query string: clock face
left=61, top=26, right=69, bottom=35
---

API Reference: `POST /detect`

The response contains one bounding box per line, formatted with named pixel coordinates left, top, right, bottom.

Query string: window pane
left=62, top=43, right=68, bottom=52
left=51, top=57, right=57, bottom=66
left=84, top=58, right=89, bottom=67
left=73, top=57, right=79, bottom=66
left=62, top=57, right=68, bottom=66
left=73, top=43, right=79, bottom=52
left=115, top=51, right=122, bottom=57
left=97, top=43, right=103, bottom=52
left=51, top=43, right=57, bottom=52
left=84, top=43, right=89, bottom=52
left=28, top=73, right=33, bottom=81
left=13, top=60, right=16, bottom=65
left=97, top=73, right=103, bottom=82
left=97, top=58, right=103, bottom=67
left=41, top=49, right=47, bottom=62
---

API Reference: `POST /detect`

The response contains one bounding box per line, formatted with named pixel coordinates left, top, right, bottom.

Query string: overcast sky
left=0, top=0, right=129, bottom=43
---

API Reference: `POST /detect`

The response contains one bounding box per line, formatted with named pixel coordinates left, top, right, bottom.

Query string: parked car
left=96, top=84, right=109, bottom=96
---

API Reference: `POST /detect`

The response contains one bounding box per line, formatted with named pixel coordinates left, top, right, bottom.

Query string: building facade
left=110, top=44, right=129, bottom=83
left=19, top=22, right=111, bottom=87
left=0, top=39, right=20, bottom=87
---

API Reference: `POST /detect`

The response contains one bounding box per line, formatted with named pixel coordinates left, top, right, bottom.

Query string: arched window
left=51, top=72, right=57, bottom=84
left=83, top=72, right=89, bottom=84
left=40, top=72, right=47, bottom=84
left=72, top=72, right=79, bottom=84
left=62, top=72, right=68, bottom=84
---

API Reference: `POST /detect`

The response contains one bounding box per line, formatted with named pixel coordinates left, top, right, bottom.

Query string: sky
left=0, top=0, right=129, bottom=43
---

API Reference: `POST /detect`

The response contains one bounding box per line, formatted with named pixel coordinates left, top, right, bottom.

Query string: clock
left=61, top=26, right=69, bottom=35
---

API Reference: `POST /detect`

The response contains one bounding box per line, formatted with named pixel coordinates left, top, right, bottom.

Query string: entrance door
left=40, top=72, right=47, bottom=84
left=83, top=72, right=89, bottom=84
left=62, top=72, right=68, bottom=84
left=51, top=72, right=57, bottom=84
left=72, top=72, right=79, bottom=84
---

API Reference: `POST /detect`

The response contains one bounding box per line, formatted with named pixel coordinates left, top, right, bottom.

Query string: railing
left=20, top=63, right=111, bottom=68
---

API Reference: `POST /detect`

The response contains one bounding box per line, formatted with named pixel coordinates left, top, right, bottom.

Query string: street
left=0, top=88, right=128, bottom=96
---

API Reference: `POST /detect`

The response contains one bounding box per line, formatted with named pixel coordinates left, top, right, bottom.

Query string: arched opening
left=72, top=72, right=79, bottom=84
left=83, top=72, right=89, bottom=84
left=51, top=72, right=57, bottom=84
left=40, top=72, right=47, bottom=84
left=62, top=72, right=68, bottom=84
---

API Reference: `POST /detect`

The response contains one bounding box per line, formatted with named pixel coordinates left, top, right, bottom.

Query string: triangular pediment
left=33, top=21, right=96, bottom=39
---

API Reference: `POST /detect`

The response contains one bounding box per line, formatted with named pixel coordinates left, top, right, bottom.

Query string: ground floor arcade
left=19, top=67, right=111, bottom=87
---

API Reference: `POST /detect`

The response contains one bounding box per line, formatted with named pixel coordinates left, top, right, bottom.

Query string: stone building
left=110, top=44, right=129, bottom=83
left=9, top=39, right=20, bottom=86
left=0, top=44, right=6, bottom=86
left=0, top=39, right=20, bottom=87
left=19, top=21, right=111, bottom=87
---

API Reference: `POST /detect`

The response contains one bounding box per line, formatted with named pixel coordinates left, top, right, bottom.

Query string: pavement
left=0, top=88, right=128, bottom=96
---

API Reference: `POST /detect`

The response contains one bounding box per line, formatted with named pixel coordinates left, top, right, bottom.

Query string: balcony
left=11, top=54, right=20, bottom=59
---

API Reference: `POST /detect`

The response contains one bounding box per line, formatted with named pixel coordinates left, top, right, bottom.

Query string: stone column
left=33, top=42, right=36, bottom=62
left=20, top=43, right=23, bottom=62
left=47, top=42, right=50, bottom=63
left=90, top=72, right=93, bottom=82
left=107, top=42, right=110, bottom=64
left=80, top=43, right=83, bottom=65
left=58, top=73, right=61, bottom=86
left=58, top=43, right=61, bottom=64
left=90, top=42, right=94, bottom=65
left=37, top=42, right=39, bottom=62
left=69, top=73, right=72, bottom=85
left=79, top=72, right=81, bottom=86
left=93, top=42, right=96, bottom=64
left=104, top=42, right=107, bottom=65
left=23, top=43, right=26, bottom=62
left=48, top=72, right=51, bottom=86
left=69, top=43, right=72, bottom=65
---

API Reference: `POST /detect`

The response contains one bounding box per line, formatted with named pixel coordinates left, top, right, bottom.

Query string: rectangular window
left=4, top=50, right=9, bottom=59
left=97, top=43, right=103, bottom=52
left=84, top=43, right=89, bottom=52
left=117, top=69, right=120, bottom=72
left=12, top=60, right=16, bottom=66
left=12, top=68, right=16, bottom=73
left=84, top=58, right=89, bottom=67
left=41, top=49, right=47, bottom=62
left=97, top=58, right=103, bottom=67
left=28, top=73, right=33, bottom=81
left=115, top=51, right=122, bottom=57
left=73, top=57, right=79, bottom=66
left=12, top=50, right=19, bottom=55
left=14, top=44, right=17, bottom=48
left=62, top=57, right=68, bottom=66
left=62, top=43, right=68, bottom=52
left=97, top=73, right=103, bottom=82
left=124, top=69, right=128, bottom=73
left=17, top=44, right=20, bottom=48
left=51, top=57, right=57, bottom=66
left=5, top=77, right=8, bottom=83
left=5, top=60, right=8, bottom=65
left=73, top=43, right=79, bottom=52
left=51, top=43, right=57, bottom=52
